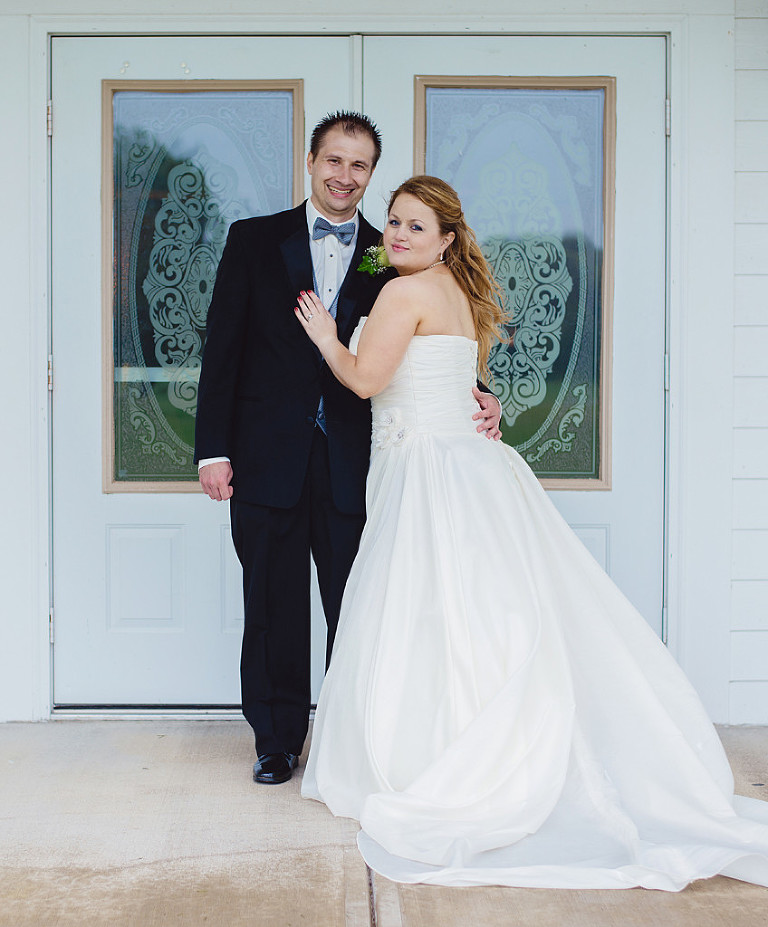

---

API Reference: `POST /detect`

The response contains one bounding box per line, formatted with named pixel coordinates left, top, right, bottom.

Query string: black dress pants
left=230, top=429, right=366, bottom=756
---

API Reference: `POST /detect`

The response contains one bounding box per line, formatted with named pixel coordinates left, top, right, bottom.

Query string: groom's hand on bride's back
left=472, top=387, right=502, bottom=441
left=199, top=461, right=234, bottom=501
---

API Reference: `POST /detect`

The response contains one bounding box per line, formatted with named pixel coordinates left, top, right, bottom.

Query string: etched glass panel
left=424, top=84, right=610, bottom=482
left=111, top=87, right=296, bottom=484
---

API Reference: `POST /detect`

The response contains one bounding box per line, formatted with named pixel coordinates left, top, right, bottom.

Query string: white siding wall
left=731, top=1, right=768, bottom=722
left=0, top=15, right=49, bottom=721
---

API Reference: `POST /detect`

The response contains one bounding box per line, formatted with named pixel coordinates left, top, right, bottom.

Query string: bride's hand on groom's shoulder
left=294, top=290, right=338, bottom=349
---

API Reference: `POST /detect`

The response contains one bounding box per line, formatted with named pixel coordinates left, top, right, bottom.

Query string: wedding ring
left=307, top=313, right=313, bottom=320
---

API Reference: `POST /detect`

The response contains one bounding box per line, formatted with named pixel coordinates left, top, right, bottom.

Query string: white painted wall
left=0, top=15, right=50, bottom=721
left=730, top=1, right=768, bottom=722
left=0, top=0, right=755, bottom=722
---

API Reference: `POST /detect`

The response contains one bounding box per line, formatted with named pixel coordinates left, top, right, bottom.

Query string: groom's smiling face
left=307, top=126, right=376, bottom=223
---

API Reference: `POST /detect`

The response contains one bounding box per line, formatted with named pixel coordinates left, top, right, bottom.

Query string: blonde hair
left=388, top=175, right=509, bottom=381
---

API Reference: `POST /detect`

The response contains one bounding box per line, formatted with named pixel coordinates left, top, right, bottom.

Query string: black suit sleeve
left=194, top=223, right=250, bottom=462
left=475, top=379, right=497, bottom=398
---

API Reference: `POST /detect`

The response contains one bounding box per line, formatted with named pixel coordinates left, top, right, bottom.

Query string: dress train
left=302, top=321, right=768, bottom=890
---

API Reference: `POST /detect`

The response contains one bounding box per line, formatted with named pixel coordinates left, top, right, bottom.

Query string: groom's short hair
left=310, top=111, right=382, bottom=167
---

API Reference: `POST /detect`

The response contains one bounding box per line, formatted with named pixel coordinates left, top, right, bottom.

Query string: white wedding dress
left=301, top=319, right=768, bottom=890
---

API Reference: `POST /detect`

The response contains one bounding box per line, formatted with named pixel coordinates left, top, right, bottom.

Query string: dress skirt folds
left=301, top=320, right=768, bottom=890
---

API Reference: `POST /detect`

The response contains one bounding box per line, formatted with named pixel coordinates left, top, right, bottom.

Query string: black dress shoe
left=252, top=752, right=299, bottom=784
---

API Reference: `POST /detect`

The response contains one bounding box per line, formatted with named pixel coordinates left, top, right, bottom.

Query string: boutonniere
left=357, top=245, right=391, bottom=276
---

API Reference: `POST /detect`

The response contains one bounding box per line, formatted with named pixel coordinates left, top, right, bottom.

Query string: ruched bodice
left=350, top=319, right=481, bottom=447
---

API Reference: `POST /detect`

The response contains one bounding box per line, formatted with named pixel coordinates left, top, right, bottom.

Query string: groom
left=195, top=111, right=501, bottom=784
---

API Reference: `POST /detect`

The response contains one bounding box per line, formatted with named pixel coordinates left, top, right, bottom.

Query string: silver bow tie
left=312, top=217, right=356, bottom=246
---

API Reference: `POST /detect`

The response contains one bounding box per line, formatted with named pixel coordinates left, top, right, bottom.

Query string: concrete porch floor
left=0, top=721, right=767, bottom=926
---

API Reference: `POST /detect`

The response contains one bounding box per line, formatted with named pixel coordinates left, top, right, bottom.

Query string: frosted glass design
left=112, top=89, right=294, bottom=481
left=425, top=87, right=606, bottom=480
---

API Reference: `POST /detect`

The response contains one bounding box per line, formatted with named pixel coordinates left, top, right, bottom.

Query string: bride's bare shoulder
left=378, top=273, right=439, bottom=304
left=368, top=275, right=434, bottom=331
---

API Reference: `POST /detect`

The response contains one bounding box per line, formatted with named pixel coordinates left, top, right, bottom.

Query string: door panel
left=362, top=35, right=667, bottom=630
left=51, top=36, right=354, bottom=703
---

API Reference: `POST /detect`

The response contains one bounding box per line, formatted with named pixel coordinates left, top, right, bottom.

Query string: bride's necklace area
left=416, top=258, right=444, bottom=274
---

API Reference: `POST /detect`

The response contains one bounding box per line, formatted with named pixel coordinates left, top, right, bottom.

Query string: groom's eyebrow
left=325, top=150, right=372, bottom=170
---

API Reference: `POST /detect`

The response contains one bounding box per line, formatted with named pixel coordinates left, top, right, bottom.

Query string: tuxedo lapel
left=277, top=205, right=321, bottom=361
left=278, top=205, right=314, bottom=298
left=335, top=214, right=381, bottom=340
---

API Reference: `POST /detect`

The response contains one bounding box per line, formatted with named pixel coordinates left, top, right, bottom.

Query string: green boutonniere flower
left=357, top=245, right=391, bottom=276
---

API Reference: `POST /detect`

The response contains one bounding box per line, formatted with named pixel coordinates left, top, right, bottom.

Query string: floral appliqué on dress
left=372, top=409, right=410, bottom=449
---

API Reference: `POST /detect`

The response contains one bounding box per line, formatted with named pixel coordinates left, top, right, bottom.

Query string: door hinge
left=47, top=354, right=54, bottom=391
left=47, top=100, right=53, bottom=138
left=661, top=605, right=668, bottom=645
left=663, top=353, right=670, bottom=392
left=664, top=98, right=671, bottom=137
left=49, top=607, right=55, bottom=644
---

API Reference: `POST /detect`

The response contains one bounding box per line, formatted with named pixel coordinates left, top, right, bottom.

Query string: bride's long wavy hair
left=387, top=175, right=509, bottom=381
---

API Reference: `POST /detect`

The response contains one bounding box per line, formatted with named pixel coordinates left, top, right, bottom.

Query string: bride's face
left=383, top=193, right=454, bottom=275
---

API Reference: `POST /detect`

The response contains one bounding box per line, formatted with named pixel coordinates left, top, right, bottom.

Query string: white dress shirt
left=305, top=198, right=359, bottom=311
left=198, top=201, right=360, bottom=470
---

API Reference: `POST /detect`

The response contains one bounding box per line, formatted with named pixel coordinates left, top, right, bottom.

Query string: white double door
left=51, top=33, right=666, bottom=705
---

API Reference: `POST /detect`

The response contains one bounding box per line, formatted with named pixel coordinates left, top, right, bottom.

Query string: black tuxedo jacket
left=195, top=202, right=390, bottom=515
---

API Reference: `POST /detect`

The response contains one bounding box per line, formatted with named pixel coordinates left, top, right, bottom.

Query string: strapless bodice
left=349, top=318, right=481, bottom=449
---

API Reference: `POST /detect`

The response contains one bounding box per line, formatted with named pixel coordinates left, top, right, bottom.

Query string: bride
left=293, top=175, right=768, bottom=891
